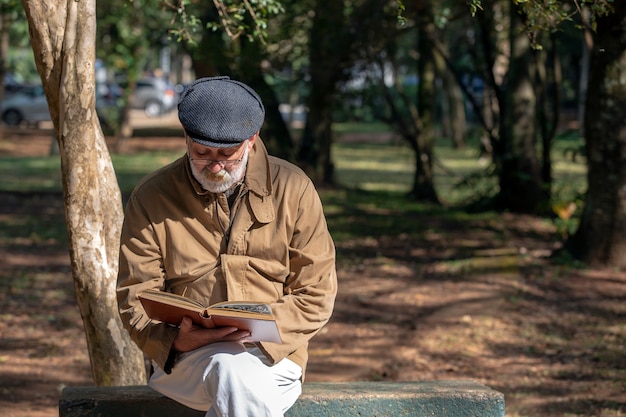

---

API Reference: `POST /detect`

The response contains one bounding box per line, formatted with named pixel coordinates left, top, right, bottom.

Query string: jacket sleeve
left=116, top=192, right=179, bottom=372
left=259, top=179, right=338, bottom=366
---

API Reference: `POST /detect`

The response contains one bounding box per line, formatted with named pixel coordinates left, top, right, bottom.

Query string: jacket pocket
left=167, top=268, right=227, bottom=306
left=221, top=254, right=288, bottom=302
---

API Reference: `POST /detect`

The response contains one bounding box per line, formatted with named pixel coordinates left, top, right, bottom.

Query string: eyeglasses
left=187, top=138, right=249, bottom=168
left=188, top=157, right=244, bottom=168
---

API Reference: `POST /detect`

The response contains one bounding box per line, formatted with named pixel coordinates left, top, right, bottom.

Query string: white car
left=2, top=85, right=50, bottom=126
left=130, top=77, right=177, bottom=117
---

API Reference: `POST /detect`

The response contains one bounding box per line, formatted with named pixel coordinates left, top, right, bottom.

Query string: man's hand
left=172, top=316, right=251, bottom=353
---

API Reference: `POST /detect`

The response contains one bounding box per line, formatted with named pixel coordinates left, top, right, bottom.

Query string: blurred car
left=1, top=84, right=49, bottom=126
left=130, top=77, right=177, bottom=117
left=1, top=83, right=124, bottom=127
left=1, top=77, right=177, bottom=126
left=4, top=73, right=26, bottom=95
left=174, top=82, right=191, bottom=94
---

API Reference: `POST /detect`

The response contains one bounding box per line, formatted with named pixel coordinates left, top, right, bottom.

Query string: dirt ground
left=0, top=121, right=625, bottom=417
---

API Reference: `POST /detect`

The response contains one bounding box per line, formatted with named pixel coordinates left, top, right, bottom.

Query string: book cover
left=137, top=289, right=282, bottom=344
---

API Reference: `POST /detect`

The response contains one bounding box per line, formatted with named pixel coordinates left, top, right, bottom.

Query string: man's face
left=187, top=138, right=251, bottom=193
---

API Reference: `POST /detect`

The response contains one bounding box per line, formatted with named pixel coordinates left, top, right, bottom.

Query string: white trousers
left=149, top=342, right=302, bottom=417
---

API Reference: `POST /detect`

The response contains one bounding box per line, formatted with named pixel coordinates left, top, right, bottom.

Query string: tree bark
left=493, top=3, right=547, bottom=213
left=577, top=8, right=592, bottom=137
left=0, top=12, right=9, bottom=125
left=297, top=0, right=343, bottom=184
left=239, top=36, right=295, bottom=161
left=443, top=69, right=467, bottom=149
left=566, top=4, right=626, bottom=267
left=410, top=19, right=440, bottom=204
left=434, top=38, right=466, bottom=149
left=21, top=0, right=146, bottom=385
left=535, top=34, right=561, bottom=192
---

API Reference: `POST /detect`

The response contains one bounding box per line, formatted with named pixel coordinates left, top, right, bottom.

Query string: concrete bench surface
left=59, top=380, right=506, bottom=417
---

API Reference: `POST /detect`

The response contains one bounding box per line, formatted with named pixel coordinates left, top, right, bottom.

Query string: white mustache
left=203, top=169, right=230, bottom=181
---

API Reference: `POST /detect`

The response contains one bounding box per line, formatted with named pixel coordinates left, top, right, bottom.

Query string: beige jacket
left=117, top=139, right=337, bottom=377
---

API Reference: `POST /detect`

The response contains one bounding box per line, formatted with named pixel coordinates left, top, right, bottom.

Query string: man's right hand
left=172, top=316, right=251, bottom=353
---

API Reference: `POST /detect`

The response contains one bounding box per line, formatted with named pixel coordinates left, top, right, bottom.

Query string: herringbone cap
left=178, top=76, right=265, bottom=148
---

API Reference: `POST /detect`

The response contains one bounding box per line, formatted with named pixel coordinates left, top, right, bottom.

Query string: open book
left=137, top=289, right=281, bottom=344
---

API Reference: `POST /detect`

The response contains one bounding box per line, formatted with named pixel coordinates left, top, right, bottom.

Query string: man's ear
left=248, top=133, right=259, bottom=149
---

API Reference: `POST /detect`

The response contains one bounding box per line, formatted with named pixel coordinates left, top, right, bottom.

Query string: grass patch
left=0, top=157, right=63, bottom=192
left=0, top=129, right=587, bottom=206
left=333, top=133, right=586, bottom=207
left=0, top=151, right=184, bottom=194
left=112, top=152, right=183, bottom=192
left=333, top=122, right=391, bottom=134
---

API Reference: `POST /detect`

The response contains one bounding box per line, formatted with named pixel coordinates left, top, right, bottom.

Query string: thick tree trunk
left=239, top=38, right=295, bottom=161
left=0, top=14, right=9, bottom=123
left=300, top=90, right=335, bottom=184
left=494, top=4, right=547, bottom=213
left=435, top=41, right=467, bottom=149
left=410, top=21, right=440, bottom=204
left=577, top=9, right=592, bottom=137
left=298, top=0, right=343, bottom=184
left=22, top=0, right=146, bottom=385
left=535, top=34, right=561, bottom=193
left=566, top=5, right=626, bottom=267
left=444, top=70, right=467, bottom=149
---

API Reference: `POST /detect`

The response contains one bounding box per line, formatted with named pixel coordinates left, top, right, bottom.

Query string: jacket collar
left=244, top=138, right=272, bottom=198
left=244, top=139, right=274, bottom=224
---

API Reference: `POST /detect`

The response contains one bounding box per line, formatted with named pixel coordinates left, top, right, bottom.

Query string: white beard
left=190, top=145, right=249, bottom=194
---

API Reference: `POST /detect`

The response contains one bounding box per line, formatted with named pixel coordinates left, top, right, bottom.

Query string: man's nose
left=207, top=162, right=224, bottom=173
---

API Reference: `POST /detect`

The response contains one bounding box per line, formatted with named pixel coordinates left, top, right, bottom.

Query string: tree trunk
left=410, top=21, right=440, bottom=204
left=0, top=13, right=9, bottom=126
left=535, top=34, right=561, bottom=191
left=577, top=8, right=592, bottom=137
left=566, top=4, right=626, bottom=267
left=239, top=37, right=295, bottom=162
left=186, top=4, right=231, bottom=78
left=22, top=0, right=146, bottom=385
left=473, top=0, right=506, bottom=160
left=114, top=105, right=134, bottom=153
left=300, top=90, right=334, bottom=184
left=493, top=3, right=547, bottom=213
left=444, top=69, right=467, bottom=149
left=435, top=41, right=466, bottom=149
left=298, top=0, right=343, bottom=184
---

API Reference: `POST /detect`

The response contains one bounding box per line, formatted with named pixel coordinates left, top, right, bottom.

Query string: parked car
left=130, top=77, right=177, bottom=117
left=4, top=73, right=27, bottom=95
left=1, top=77, right=178, bottom=126
left=1, top=84, right=50, bottom=126
left=1, top=83, right=124, bottom=127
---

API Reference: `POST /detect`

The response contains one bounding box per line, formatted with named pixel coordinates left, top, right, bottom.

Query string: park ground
left=0, top=117, right=625, bottom=417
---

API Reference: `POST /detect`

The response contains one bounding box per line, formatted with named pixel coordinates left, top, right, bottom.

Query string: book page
left=210, top=302, right=272, bottom=315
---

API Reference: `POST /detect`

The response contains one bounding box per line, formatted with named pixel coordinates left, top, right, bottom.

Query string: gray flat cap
left=178, top=76, right=265, bottom=148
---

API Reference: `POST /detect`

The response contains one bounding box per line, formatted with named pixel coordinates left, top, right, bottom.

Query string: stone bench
left=59, top=380, right=505, bottom=416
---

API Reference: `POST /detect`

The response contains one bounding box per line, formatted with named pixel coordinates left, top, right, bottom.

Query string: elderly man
left=117, top=77, right=337, bottom=417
